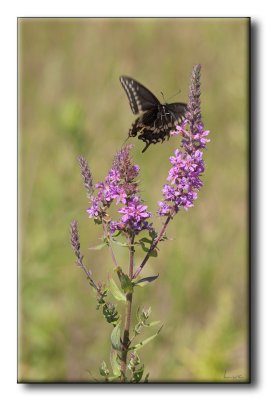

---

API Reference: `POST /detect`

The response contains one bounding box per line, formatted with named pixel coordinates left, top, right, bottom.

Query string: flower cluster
left=110, top=196, right=151, bottom=234
left=158, top=64, right=210, bottom=217
left=174, top=120, right=210, bottom=154
left=86, top=144, right=152, bottom=235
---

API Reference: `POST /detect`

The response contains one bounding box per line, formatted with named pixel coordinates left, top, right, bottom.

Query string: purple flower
left=87, top=144, right=153, bottom=235
left=86, top=197, right=102, bottom=218
left=171, top=121, right=210, bottom=153
left=157, top=201, right=171, bottom=216
left=158, top=64, right=210, bottom=217
left=119, top=197, right=150, bottom=223
left=170, top=120, right=188, bottom=137
left=111, top=196, right=152, bottom=235
left=87, top=145, right=137, bottom=219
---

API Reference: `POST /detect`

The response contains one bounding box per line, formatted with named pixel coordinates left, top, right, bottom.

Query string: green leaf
left=139, top=240, right=158, bottom=257
left=133, top=308, right=160, bottom=335
left=110, top=349, right=121, bottom=377
left=109, top=278, right=127, bottom=302
left=116, top=267, right=134, bottom=293
left=128, top=351, right=141, bottom=369
left=146, top=320, right=161, bottom=327
left=133, top=274, right=159, bottom=287
left=99, top=361, right=109, bottom=377
left=132, top=364, right=144, bottom=383
left=139, top=237, right=152, bottom=244
left=130, top=325, right=163, bottom=351
left=106, top=375, right=121, bottom=382
left=141, top=307, right=151, bottom=321
left=111, top=322, right=122, bottom=350
left=149, top=249, right=158, bottom=257
left=120, top=276, right=132, bottom=292
left=96, top=290, right=108, bottom=310
left=102, top=302, right=119, bottom=325
left=112, top=230, right=122, bottom=238
left=89, top=242, right=107, bottom=250
left=139, top=241, right=150, bottom=252
left=149, top=230, right=157, bottom=240
left=144, top=372, right=150, bottom=382
left=111, top=238, right=129, bottom=247
left=133, top=321, right=143, bottom=335
left=159, top=233, right=170, bottom=242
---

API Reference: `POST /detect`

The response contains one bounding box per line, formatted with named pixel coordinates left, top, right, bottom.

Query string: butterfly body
left=120, top=76, right=187, bottom=152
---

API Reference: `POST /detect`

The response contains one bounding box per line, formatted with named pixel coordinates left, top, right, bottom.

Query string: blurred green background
left=19, top=18, right=249, bottom=382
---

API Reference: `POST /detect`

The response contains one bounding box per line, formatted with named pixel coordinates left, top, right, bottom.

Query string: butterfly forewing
left=120, top=76, right=160, bottom=115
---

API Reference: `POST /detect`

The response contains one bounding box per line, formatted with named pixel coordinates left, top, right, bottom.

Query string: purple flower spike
left=78, top=155, right=94, bottom=197
left=158, top=64, right=210, bottom=217
left=87, top=144, right=153, bottom=236
left=87, top=145, right=138, bottom=221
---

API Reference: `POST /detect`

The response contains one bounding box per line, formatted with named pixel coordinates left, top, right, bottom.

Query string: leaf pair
left=111, top=320, right=163, bottom=353
left=109, top=272, right=159, bottom=305
left=130, top=325, right=163, bottom=351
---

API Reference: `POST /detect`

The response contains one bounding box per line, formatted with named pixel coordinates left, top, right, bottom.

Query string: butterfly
left=120, top=76, right=187, bottom=153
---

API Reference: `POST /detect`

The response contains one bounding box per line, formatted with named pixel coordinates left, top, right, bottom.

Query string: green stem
left=77, top=255, right=102, bottom=295
left=133, top=216, right=171, bottom=279
left=120, top=234, right=135, bottom=381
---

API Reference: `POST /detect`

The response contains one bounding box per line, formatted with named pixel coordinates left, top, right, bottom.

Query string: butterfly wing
left=167, top=102, right=187, bottom=124
left=120, top=76, right=160, bottom=115
left=129, top=109, right=158, bottom=137
left=128, top=109, right=170, bottom=152
left=137, top=103, right=187, bottom=152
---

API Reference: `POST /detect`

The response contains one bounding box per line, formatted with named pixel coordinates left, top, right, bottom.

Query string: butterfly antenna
left=166, top=89, right=182, bottom=102
left=160, top=91, right=166, bottom=103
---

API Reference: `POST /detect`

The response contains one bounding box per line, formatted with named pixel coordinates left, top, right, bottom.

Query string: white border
left=1, top=1, right=266, bottom=398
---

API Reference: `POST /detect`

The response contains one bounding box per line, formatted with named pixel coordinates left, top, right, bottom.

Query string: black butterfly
left=120, top=76, right=187, bottom=153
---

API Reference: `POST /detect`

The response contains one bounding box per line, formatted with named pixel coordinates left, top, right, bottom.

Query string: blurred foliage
left=18, top=18, right=249, bottom=382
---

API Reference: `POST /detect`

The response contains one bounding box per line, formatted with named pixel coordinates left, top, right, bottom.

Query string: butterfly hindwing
left=129, top=109, right=158, bottom=138
left=167, top=102, right=187, bottom=124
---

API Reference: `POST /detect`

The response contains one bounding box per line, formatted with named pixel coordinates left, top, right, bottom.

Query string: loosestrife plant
left=70, top=64, right=210, bottom=382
